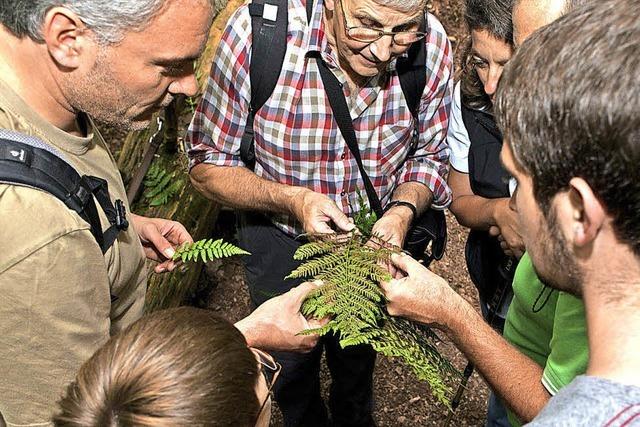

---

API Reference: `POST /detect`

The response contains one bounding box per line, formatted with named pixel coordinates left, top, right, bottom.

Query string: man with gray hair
left=0, top=1, right=327, bottom=425
left=186, top=0, right=453, bottom=424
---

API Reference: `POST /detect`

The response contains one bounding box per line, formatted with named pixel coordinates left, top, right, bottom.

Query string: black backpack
left=0, top=129, right=129, bottom=255
left=241, top=0, right=446, bottom=264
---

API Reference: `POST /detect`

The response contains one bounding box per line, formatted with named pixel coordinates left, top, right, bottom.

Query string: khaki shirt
left=0, top=77, right=147, bottom=426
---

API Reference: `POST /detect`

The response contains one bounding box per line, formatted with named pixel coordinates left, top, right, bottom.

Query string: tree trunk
left=117, top=0, right=244, bottom=311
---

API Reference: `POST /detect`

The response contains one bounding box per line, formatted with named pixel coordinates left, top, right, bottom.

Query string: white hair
left=1, top=0, right=221, bottom=43
left=371, top=0, right=428, bottom=13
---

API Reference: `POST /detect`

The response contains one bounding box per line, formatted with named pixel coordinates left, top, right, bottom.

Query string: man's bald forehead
left=513, top=0, right=567, bottom=17
left=514, top=0, right=591, bottom=15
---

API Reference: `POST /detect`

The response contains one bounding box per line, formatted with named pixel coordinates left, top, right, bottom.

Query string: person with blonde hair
left=53, top=307, right=278, bottom=426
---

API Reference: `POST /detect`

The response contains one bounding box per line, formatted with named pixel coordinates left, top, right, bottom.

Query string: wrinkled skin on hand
left=381, top=253, right=465, bottom=331
left=130, top=213, right=193, bottom=273
left=291, top=189, right=355, bottom=235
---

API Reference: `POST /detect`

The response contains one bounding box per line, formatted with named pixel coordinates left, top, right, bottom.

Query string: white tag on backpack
left=263, top=3, right=278, bottom=21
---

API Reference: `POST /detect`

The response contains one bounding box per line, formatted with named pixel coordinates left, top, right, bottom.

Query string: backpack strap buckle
left=114, top=199, right=129, bottom=231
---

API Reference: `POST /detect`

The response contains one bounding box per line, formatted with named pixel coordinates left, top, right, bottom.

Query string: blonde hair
left=53, top=307, right=260, bottom=426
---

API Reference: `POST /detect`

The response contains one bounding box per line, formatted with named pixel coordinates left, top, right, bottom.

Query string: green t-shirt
left=502, top=252, right=588, bottom=426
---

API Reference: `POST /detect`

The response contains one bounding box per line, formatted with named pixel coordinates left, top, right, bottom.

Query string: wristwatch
left=384, top=200, right=417, bottom=222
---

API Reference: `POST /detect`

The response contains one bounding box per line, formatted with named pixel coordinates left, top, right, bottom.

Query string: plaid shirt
left=187, top=0, right=453, bottom=236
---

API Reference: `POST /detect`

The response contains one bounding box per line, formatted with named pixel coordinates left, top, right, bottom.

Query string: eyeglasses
left=251, top=348, right=281, bottom=424
left=338, top=0, right=426, bottom=46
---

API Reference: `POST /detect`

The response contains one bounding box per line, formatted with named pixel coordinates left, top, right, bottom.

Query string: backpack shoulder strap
left=396, top=14, right=427, bottom=152
left=240, top=0, right=290, bottom=170
left=396, top=14, right=427, bottom=115
left=0, top=130, right=128, bottom=254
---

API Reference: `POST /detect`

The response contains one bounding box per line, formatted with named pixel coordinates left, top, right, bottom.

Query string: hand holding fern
left=369, top=209, right=412, bottom=248
left=291, top=189, right=355, bottom=234
left=130, top=213, right=193, bottom=273
left=382, top=253, right=466, bottom=332
left=235, top=281, right=328, bottom=352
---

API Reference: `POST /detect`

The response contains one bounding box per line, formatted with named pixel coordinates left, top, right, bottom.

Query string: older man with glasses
left=186, top=0, right=453, bottom=425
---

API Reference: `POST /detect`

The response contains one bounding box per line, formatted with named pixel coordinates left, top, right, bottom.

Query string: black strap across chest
left=461, top=105, right=510, bottom=199
left=0, top=135, right=128, bottom=254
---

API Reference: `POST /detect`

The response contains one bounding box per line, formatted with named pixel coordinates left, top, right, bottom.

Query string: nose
left=483, top=66, right=503, bottom=98
left=369, top=35, right=393, bottom=62
left=168, top=73, right=199, bottom=97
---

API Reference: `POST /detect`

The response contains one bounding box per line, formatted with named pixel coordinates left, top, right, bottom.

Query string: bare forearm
left=450, top=195, right=505, bottom=230
left=448, top=169, right=507, bottom=230
left=385, top=253, right=549, bottom=422
left=445, top=301, right=551, bottom=422
left=190, top=163, right=305, bottom=214
left=392, top=182, right=432, bottom=213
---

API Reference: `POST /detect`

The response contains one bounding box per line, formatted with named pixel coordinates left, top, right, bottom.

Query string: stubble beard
left=63, top=51, right=152, bottom=132
left=531, top=207, right=584, bottom=297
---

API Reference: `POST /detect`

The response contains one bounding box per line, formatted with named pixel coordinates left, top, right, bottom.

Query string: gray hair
left=0, top=0, right=220, bottom=43
left=372, top=0, right=428, bottom=13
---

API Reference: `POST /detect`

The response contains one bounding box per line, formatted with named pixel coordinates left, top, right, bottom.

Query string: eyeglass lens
left=347, top=28, right=425, bottom=45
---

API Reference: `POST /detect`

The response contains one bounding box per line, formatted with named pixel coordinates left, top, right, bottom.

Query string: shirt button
left=341, top=153, right=346, bottom=160
left=341, top=191, right=346, bottom=197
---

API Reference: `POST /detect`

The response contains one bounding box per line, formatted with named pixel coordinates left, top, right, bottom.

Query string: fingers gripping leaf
left=289, top=233, right=460, bottom=407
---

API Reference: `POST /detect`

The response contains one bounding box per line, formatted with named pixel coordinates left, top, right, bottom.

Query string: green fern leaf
left=291, top=232, right=459, bottom=407
left=293, top=241, right=337, bottom=260
left=173, top=238, right=250, bottom=264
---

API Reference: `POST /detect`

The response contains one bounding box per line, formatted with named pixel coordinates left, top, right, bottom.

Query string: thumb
left=326, top=204, right=355, bottom=232
left=288, top=281, right=320, bottom=307
left=143, top=225, right=175, bottom=259
left=390, top=252, right=422, bottom=276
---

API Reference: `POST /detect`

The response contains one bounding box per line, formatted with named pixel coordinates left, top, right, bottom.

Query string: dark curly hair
left=496, top=0, right=640, bottom=257
left=459, top=0, right=514, bottom=110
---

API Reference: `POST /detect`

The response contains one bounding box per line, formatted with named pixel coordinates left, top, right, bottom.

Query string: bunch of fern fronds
left=143, top=162, right=185, bottom=207
left=287, top=204, right=459, bottom=405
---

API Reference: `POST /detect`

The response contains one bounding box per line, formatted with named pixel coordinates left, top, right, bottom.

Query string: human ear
left=566, top=177, right=606, bottom=247
left=41, top=7, right=90, bottom=70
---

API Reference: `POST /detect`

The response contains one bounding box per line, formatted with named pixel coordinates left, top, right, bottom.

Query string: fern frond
left=142, top=161, right=184, bottom=207
left=351, top=188, right=378, bottom=237
left=293, top=240, right=337, bottom=260
left=285, top=251, right=344, bottom=279
left=173, top=238, right=250, bottom=264
left=148, top=178, right=184, bottom=206
left=291, top=231, right=458, bottom=407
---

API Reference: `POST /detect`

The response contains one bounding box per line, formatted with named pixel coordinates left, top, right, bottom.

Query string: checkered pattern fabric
left=187, top=0, right=453, bottom=236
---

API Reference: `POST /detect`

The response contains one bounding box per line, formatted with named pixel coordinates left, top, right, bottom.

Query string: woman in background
left=447, top=0, right=521, bottom=425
